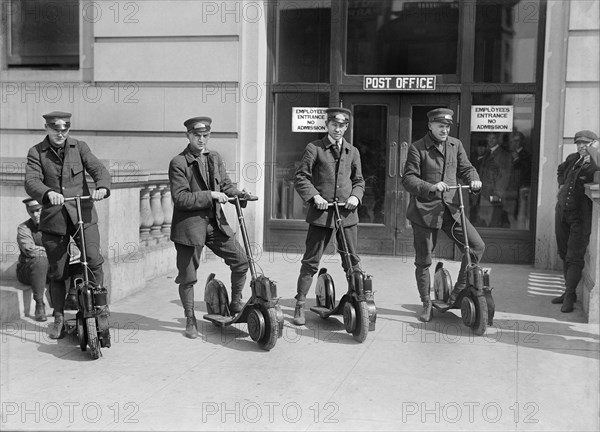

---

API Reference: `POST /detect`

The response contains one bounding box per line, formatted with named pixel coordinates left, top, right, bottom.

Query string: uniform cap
left=22, top=197, right=42, bottom=211
left=184, top=117, right=212, bottom=133
left=42, top=111, right=71, bottom=131
left=574, top=130, right=598, bottom=143
left=427, top=108, right=454, bottom=125
left=325, top=107, right=351, bottom=124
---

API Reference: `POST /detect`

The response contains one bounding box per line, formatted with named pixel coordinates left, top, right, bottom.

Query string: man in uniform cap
left=552, top=130, right=599, bottom=312
left=402, top=108, right=485, bottom=322
left=169, top=116, right=251, bottom=339
left=25, top=111, right=111, bottom=339
left=16, top=198, right=49, bottom=321
left=292, top=106, right=365, bottom=325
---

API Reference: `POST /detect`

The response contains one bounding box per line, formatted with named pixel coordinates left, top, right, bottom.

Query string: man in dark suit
left=478, top=132, right=512, bottom=227
left=25, top=111, right=111, bottom=339
left=16, top=198, right=49, bottom=322
left=552, top=130, right=599, bottom=312
left=402, top=108, right=485, bottom=322
left=293, top=107, right=365, bottom=326
left=506, top=130, right=533, bottom=227
left=168, top=116, right=249, bottom=339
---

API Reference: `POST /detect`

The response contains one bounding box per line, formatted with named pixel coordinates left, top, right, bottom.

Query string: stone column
left=161, top=186, right=173, bottom=237
left=150, top=185, right=165, bottom=241
left=582, top=176, right=599, bottom=324
left=139, top=186, right=154, bottom=246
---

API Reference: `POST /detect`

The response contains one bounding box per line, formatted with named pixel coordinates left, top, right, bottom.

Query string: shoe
left=34, top=302, right=47, bottom=322
left=551, top=293, right=565, bottom=304
left=447, top=284, right=466, bottom=306
left=64, top=294, right=78, bottom=311
left=561, top=293, right=576, bottom=313
left=185, top=316, right=198, bottom=339
left=229, top=300, right=243, bottom=314
left=48, top=314, right=66, bottom=339
left=293, top=302, right=305, bottom=326
left=418, top=300, right=432, bottom=322
left=229, top=296, right=243, bottom=314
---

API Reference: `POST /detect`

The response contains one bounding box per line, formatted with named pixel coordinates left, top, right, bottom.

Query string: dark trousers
left=16, top=255, right=49, bottom=303
left=174, top=221, right=248, bottom=316
left=42, top=221, right=104, bottom=315
left=412, top=207, right=485, bottom=301
left=555, top=204, right=592, bottom=295
left=296, top=224, right=360, bottom=302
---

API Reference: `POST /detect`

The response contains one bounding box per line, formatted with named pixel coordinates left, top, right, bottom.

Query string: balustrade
left=139, top=182, right=172, bottom=247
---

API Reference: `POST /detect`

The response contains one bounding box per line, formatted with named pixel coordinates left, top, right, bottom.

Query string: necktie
left=331, top=141, right=340, bottom=160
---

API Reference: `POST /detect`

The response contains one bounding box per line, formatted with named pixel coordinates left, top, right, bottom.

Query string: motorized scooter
left=64, top=195, right=110, bottom=359
left=431, top=185, right=495, bottom=336
left=203, top=195, right=284, bottom=351
left=309, top=200, right=377, bottom=342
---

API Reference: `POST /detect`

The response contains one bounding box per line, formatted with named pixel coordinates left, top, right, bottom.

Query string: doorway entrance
left=343, top=93, right=460, bottom=258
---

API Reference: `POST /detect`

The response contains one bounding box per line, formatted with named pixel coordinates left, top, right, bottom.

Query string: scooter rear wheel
left=86, top=317, right=101, bottom=360
left=257, top=307, right=279, bottom=351
left=352, top=301, right=370, bottom=343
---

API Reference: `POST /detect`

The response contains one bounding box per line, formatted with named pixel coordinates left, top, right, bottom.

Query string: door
left=343, top=93, right=460, bottom=258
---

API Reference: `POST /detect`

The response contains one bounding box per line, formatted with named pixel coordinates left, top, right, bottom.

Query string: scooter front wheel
left=76, top=313, right=86, bottom=352
left=471, top=295, right=488, bottom=336
left=462, top=295, right=488, bottom=336
left=352, top=301, right=370, bottom=343
left=257, top=307, right=279, bottom=351
left=86, top=317, right=101, bottom=360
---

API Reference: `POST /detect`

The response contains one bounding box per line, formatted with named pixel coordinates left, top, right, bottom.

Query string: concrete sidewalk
left=1, top=252, right=598, bottom=431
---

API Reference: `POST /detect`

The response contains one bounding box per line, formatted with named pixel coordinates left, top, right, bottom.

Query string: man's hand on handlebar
left=470, top=180, right=482, bottom=191
left=430, top=181, right=450, bottom=192
left=345, top=195, right=359, bottom=210
left=91, top=188, right=108, bottom=201
left=312, top=195, right=328, bottom=210
left=47, top=191, right=64, bottom=206
left=211, top=191, right=229, bottom=203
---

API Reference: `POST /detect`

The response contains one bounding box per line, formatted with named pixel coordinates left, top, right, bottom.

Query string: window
left=474, top=0, right=540, bottom=83
left=272, top=92, right=329, bottom=220
left=5, top=0, right=79, bottom=68
left=276, top=1, right=331, bottom=82
left=346, top=0, right=460, bottom=75
left=469, top=93, right=536, bottom=230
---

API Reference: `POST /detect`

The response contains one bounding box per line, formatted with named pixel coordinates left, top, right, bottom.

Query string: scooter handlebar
left=226, top=194, right=259, bottom=203
left=326, top=201, right=347, bottom=207
left=63, top=195, right=92, bottom=202
left=446, top=185, right=479, bottom=192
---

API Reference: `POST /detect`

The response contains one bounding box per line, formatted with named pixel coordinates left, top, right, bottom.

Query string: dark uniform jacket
left=24, top=137, right=111, bottom=236
left=169, top=145, right=243, bottom=247
left=557, top=152, right=599, bottom=212
left=402, top=133, right=479, bottom=229
left=294, top=136, right=365, bottom=228
left=17, top=219, right=45, bottom=263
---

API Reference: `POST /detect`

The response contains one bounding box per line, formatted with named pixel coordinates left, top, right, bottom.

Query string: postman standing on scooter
left=293, top=107, right=365, bottom=326
left=402, top=108, right=485, bottom=322
left=168, top=117, right=249, bottom=339
left=25, top=111, right=111, bottom=339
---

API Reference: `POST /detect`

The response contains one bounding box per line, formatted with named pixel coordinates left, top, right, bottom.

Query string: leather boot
left=229, top=291, right=243, bottom=314
left=551, top=293, right=565, bottom=304
left=447, top=283, right=466, bottom=307
left=418, top=297, right=432, bottom=322
left=293, top=302, right=305, bottom=326
left=34, top=301, right=47, bottom=322
left=64, top=293, right=78, bottom=311
left=185, top=315, right=198, bottom=339
left=561, top=293, right=576, bottom=313
left=48, top=313, right=65, bottom=339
